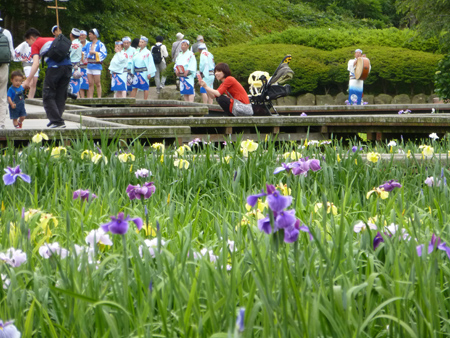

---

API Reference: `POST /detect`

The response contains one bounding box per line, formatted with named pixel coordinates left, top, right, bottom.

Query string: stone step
left=68, top=106, right=209, bottom=118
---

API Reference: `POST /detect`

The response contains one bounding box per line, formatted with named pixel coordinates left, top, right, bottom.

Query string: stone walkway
left=2, top=104, right=81, bottom=130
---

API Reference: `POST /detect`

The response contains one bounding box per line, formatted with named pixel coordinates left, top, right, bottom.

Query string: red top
left=30, top=37, right=54, bottom=57
left=217, top=76, right=249, bottom=111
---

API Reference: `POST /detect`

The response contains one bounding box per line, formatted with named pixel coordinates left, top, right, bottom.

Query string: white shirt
left=1, top=28, right=15, bottom=59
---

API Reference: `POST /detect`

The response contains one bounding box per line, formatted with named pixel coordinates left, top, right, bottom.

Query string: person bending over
left=198, top=62, right=249, bottom=116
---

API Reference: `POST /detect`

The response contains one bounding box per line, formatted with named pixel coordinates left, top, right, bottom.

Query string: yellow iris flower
left=118, top=153, right=135, bottom=163
left=366, top=187, right=389, bottom=199
left=367, top=152, right=380, bottom=163
left=32, top=132, right=49, bottom=143
left=176, top=145, right=191, bottom=156
left=174, top=159, right=190, bottom=169
left=419, top=145, right=434, bottom=157
left=314, top=202, right=338, bottom=215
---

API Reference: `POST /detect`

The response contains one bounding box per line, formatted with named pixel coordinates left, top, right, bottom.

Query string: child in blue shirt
left=7, top=70, right=27, bottom=129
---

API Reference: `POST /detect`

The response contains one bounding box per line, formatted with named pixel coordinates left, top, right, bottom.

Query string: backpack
left=152, top=45, right=162, bottom=65
left=0, top=28, right=11, bottom=64
left=46, top=34, right=71, bottom=62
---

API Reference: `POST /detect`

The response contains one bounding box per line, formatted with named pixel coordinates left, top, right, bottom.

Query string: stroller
left=248, top=55, right=294, bottom=116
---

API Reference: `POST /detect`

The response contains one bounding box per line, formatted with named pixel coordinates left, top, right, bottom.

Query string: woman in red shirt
left=198, top=63, right=250, bottom=116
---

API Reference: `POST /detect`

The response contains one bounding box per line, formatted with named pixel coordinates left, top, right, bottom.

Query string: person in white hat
left=85, top=28, right=107, bottom=98
left=78, top=30, right=89, bottom=98
left=51, top=25, right=62, bottom=37
left=0, top=15, right=15, bottom=129
left=197, top=43, right=215, bottom=104
left=122, top=36, right=136, bottom=95
left=191, top=35, right=204, bottom=54
left=68, top=28, right=82, bottom=97
left=347, top=48, right=368, bottom=105
left=129, top=36, right=156, bottom=100
left=174, top=39, right=197, bottom=102
left=171, top=32, right=184, bottom=90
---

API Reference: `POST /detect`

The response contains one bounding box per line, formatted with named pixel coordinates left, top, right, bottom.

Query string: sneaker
left=47, top=121, right=53, bottom=127
left=49, top=123, right=66, bottom=129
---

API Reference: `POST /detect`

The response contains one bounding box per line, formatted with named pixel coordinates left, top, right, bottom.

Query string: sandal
left=14, top=124, right=20, bottom=129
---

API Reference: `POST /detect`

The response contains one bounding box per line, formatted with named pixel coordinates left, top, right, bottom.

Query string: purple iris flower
left=378, top=180, right=402, bottom=192
left=236, top=308, right=245, bottom=332
left=126, top=182, right=156, bottom=200
left=258, top=216, right=274, bottom=234
left=417, top=234, right=450, bottom=259
left=3, top=165, right=31, bottom=185
left=274, top=162, right=301, bottom=175
left=373, top=232, right=384, bottom=250
left=101, top=212, right=143, bottom=235
left=352, top=146, right=358, bottom=152
left=0, top=320, right=20, bottom=337
left=73, top=189, right=97, bottom=202
left=284, top=226, right=299, bottom=243
left=267, top=186, right=292, bottom=212
left=398, top=110, right=404, bottom=115
left=300, top=112, right=307, bottom=117
left=275, top=209, right=296, bottom=229
left=291, top=160, right=311, bottom=176
left=308, top=159, right=321, bottom=172
left=247, top=184, right=292, bottom=212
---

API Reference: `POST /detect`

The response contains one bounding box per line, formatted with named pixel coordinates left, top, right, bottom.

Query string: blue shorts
left=9, top=106, right=27, bottom=119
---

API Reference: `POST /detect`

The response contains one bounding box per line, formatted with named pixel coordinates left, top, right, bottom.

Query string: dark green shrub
left=249, top=27, right=441, bottom=53
left=210, top=44, right=442, bottom=96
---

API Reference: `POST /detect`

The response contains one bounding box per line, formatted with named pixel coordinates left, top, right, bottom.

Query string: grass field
left=1, top=133, right=450, bottom=337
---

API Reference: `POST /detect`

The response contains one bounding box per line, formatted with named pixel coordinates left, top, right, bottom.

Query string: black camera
left=67, top=86, right=77, bottom=100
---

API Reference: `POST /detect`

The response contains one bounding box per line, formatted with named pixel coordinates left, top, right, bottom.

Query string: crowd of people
left=1, top=21, right=365, bottom=129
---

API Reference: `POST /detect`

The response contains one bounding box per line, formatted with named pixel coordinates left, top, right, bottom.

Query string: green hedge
left=210, top=44, right=443, bottom=96
left=249, top=27, right=441, bottom=53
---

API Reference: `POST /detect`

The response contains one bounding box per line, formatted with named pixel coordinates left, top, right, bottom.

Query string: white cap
left=355, top=49, right=363, bottom=53
left=197, top=35, right=204, bottom=41
left=71, top=28, right=80, bottom=37
left=176, top=32, right=184, bottom=40
left=181, top=39, right=190, bottom=45
left=51, top=25, right=59, bottom=33
left=198, top=43, right=207, bottom=50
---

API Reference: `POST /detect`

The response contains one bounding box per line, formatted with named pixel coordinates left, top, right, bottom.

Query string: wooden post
left=46, top=0, right=67, bottom=31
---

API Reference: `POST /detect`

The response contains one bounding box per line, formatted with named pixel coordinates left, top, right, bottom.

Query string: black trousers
left=216, top=95, right=234, bottom=116
left=43, top=65, right=72, bottom=124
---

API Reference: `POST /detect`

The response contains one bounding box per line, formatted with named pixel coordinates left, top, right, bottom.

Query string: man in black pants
left=23, top=28, right=72, bottom=128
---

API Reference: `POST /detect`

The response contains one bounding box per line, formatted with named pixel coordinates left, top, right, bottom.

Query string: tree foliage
left=396, top=0, right=450, bottom=50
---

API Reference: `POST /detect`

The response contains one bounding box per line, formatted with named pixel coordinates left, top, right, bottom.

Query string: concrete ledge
left=100, top=114, right=450, bottom=127
left=69, top=107, right=209, bottom=118
left=26, top=98, right=88, bottom=111
left=66, top=98, right=137, bottom=106
left=0, top=126, right=191, bottom=141
left=276, top=103, right=449, bottom=115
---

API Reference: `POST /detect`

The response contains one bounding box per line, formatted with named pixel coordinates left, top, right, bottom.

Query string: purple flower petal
left=275, top=209, right=296, bottom=229
left=267, top=192, right=292, bottom=212
left=3, top=173, right=16, bottom=185
left=131, top=217, right=143, bottom=230
left=17, top=173, right=31, bottom=183
left=417, top=244, right=424, bottom=256
left=373, top=232, right=384, bottom=250
left=378, top=180, right=402, bottom=192
left=258, top=217, right=273, bottom=234
left=284, top=226, right=299, bottom=243
left=246, top=193, right=266, bottom=207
